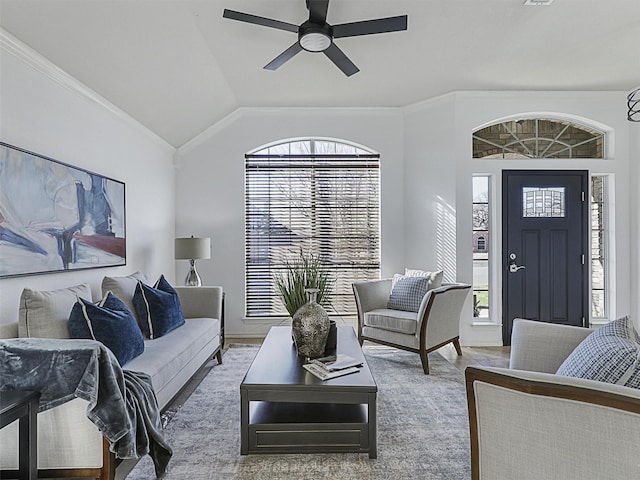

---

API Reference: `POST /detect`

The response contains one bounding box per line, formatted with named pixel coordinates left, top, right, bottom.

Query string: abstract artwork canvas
left=0, top=143, right=126, bottom=277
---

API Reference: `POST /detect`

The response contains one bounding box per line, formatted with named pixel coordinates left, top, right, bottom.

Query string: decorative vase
left=292, top=288, right=330, bottom=359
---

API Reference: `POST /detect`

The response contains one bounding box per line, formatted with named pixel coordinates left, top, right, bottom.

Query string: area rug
left=126, top=345, right=471, bottom=480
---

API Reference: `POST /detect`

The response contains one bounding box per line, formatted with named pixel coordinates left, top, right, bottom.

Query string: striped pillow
left=556, top=316, right=640, bottom=389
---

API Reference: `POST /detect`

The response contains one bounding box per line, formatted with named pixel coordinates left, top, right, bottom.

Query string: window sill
left=471, top=320, right=501, bottom=327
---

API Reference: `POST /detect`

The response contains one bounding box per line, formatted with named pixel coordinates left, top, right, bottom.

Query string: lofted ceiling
left=1, top=0, right=639, bottom=148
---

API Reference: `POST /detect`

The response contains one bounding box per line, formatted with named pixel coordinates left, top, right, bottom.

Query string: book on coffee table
left=311, top=354, right=363, bottom=372
left=303, top=362, right=361, bottom=381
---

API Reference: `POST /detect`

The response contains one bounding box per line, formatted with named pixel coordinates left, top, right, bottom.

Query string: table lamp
left=175, top=236, right=211, bottom=286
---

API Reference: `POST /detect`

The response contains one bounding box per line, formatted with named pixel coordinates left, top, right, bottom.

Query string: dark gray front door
left=502, top=170, right=588, bottom=345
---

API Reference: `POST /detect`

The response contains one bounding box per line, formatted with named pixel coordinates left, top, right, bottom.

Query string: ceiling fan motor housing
left=299, top=22, right=333, bottom=52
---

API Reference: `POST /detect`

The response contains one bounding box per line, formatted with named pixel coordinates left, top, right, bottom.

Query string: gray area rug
left=127, top=344, right=471, bottom=480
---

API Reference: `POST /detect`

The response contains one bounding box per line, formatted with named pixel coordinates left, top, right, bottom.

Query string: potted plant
left=274, top=249, right=333, bottom=317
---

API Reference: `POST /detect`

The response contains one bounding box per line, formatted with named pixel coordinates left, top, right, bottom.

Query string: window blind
left=245, top=141, right=380, bottom=317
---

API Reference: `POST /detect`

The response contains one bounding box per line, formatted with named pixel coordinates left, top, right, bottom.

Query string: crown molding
left=1, top=28, right=175, bottom=153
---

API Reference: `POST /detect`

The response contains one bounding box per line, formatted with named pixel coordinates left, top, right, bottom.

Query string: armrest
left=352, top=279, right=391, bottom=312
left=0, top=322, right=18, bottom=339
left=175, top=286, right=223, bottom=321
left=509, top=319, right=592, bottom=373
left=465, top=366, right=640, bottom=480
left=417, top=283, right=470, bottom=348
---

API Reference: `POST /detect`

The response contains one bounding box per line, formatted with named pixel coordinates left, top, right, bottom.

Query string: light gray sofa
left=0, top=275, right=223, bottom=480
left=465, top=319, right=640, bottom=480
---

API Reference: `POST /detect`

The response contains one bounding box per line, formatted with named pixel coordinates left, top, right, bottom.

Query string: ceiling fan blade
left=264, top=42, right=303, bottom=70
left=333, top=15, right=408, bottom=38
left=323, top=43, right=359, bottom=77
left=307, top=0, right=329, bottom=25
left=223, top=9, right=299, bottom=33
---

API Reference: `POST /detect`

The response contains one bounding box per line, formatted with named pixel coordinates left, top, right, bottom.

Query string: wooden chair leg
left=453, top=338, right=463, bottom=356
left=216, top=350, right=223, bottom=364
left=420, top=350, right=430, bottom=375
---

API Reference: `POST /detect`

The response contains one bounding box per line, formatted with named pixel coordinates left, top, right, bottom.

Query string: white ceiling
left=1, top=0, right=639, bottom=147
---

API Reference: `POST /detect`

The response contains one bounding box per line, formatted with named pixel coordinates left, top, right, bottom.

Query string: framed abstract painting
left=0, top=142, right=126, bottom=277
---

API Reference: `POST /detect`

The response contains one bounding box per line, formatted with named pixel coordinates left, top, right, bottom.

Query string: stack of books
left=303, top=354, right=363, bottom=380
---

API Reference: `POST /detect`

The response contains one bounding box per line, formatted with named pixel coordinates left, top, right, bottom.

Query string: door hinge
left=582, top=191, right=585, bottom=202
left=582, top=316, right=587, bottom=327
left=581, top=254, right=585, bottom=265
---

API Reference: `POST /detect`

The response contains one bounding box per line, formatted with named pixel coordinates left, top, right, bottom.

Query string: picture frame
left=0, top=142, right=126, bottom=278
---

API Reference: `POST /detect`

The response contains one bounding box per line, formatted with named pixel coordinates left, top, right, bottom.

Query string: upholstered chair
left=352, top=279, right=471, bottom=374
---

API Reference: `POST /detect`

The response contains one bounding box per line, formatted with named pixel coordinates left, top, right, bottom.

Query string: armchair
left=352, top=280, right=471, bottom=374
left=465, top=319, right=640, bottom=480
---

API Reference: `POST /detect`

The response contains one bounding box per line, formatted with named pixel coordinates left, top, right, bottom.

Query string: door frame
left=501, top=169, right=589, bottom=345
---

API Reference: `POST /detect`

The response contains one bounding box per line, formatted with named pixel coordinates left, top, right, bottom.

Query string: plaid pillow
left=387, top=275, right=431, bottom=312
left=556, top=316, right=640, bottom=389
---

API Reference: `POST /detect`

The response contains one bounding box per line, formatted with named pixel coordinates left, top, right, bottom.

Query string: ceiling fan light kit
left=223, top=0, right=407, bottom=76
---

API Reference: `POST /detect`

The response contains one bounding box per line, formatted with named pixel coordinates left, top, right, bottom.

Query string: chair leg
left=420, top=350, right=430, bottom=375
left=216, top=350, right=223, bottom=364
left=453, top=338, right=463, bottom=356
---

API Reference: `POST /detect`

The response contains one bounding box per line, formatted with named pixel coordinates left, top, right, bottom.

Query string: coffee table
left=240, top=326, right=377, bottom=458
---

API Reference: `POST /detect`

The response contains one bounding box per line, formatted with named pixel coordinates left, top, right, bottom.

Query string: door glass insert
left=522, top=187, right=565, bottom=217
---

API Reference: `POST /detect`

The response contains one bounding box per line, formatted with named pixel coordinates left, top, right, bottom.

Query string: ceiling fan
left=222, top=0, right=408, bottom=77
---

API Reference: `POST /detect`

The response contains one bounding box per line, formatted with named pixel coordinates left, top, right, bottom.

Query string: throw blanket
left=0, top=338, right=172, bottom=478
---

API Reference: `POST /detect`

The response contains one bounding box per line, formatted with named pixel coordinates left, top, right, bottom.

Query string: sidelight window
left=472, top=176, right=490, bottom=318
left=591, top=176, right=607, bottom=319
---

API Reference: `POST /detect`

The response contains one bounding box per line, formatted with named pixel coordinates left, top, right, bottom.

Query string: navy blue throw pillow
left=68, top=292, right=145, bottom=366
left=133, top=275, right=185, bottom=339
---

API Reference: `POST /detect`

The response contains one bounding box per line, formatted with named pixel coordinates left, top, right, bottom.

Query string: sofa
left=465, top=319, right=640, bottom=480
left=0, top=272, right=223, bottom=480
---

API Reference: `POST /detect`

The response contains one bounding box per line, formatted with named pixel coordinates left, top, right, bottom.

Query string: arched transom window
left=473, top=118, right=604, bottom=159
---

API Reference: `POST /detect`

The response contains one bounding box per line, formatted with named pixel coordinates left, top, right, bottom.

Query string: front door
left=502, top=170, right=588, bottom=345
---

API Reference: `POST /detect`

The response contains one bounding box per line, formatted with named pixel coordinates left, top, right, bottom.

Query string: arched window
left=477, top=236, right=486, bottom=251
left=473, top=118, right=605, bottom=159
left=245, top=139, right=381, bottom=317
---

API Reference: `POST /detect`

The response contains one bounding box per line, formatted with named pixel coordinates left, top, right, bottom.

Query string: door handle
left=508, top=252, right=525, bottom=273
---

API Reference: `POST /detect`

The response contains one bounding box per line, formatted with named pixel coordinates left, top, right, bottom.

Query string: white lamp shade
left=175, top=237, right=211, bottom=260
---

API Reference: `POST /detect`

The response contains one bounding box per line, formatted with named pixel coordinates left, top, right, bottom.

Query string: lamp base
left=185, top=259, right=202, bottom=286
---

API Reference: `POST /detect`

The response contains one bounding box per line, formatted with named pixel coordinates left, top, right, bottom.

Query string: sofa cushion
left=556, top=316, right=640, bottom=389
left=387, top=275, right=431, bottom=312
left=133, top=275, right=185, bottom=339
left=68, top=292, right=144, bottom=366
left=101, top=271, right=148, bottom=326
left=126, top=317, right=219, bottom=405
left=365, top=309, right=418, bottom=335
left=19, top=283, right=92, bottom=338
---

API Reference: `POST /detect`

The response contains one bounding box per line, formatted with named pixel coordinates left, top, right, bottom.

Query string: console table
left=0, top=390, right=40, bottom=480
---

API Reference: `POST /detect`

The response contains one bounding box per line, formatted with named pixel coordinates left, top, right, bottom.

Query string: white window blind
left=245, top=140, right=380, bottom=317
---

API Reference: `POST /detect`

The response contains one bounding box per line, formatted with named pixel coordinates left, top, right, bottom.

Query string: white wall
left=0, top=35, right=176, bottom=324
left=176, top=108, right=404, bottom=337
left=177, top=93, right=634, bottom=344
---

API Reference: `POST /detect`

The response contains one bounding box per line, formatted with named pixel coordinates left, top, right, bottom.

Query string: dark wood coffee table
left=240, top=326, right=377, bottom=458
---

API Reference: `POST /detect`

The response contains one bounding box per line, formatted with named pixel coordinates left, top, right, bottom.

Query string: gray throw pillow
left=556, top=316, right=640, bottom=389
left=387, top=275, right=431, bottom=313
left=102, top=271, right=148, bottom=325
left=19, top=283, right=92, bottom=338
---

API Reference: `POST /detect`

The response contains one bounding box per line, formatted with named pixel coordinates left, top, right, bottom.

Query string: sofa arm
left=509, top=319, right=592, bottom=373
left=175, top=286, right=223, bottom=321
left=465, top=366, right=640, bottom=480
